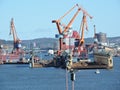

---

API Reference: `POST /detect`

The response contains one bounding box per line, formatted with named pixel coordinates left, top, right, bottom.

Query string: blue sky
left=0, top=0, right=120, bottom=40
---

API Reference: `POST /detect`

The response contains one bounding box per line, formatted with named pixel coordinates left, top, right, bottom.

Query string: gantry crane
left=10, top=18, right=21, bottom=54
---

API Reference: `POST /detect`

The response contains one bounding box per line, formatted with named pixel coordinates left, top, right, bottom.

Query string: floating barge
left=29, top=60, right=112, bottom=70
left=29, top=51, right=113, bottom=70
left=0, top=54, right=29, bottom=64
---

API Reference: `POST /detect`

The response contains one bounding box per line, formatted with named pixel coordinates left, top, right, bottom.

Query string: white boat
left=95, top=69, right=100, bottom=74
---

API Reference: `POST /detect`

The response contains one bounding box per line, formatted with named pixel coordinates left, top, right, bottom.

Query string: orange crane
left=52, top=4, right=92, bottom=55
left=78, top=4, right=93, bottom=46
left=10, top=18, right=21, bottom=54
left=79, top=14, right=88, bottom=46
left=76, top=14, right=92, bottom=59
left=52, top=4, right=79, bottom=34
left=52, top=4, right=81, bottom=51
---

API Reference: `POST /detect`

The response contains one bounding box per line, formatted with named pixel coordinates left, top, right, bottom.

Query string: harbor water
left=0, top=57, right=120, bottom=90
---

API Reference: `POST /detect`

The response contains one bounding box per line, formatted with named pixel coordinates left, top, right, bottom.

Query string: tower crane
left=10, top=18, right=21, bottom=54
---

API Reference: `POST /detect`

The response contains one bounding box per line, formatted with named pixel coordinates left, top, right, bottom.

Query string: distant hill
left=85, top=36, right=120, bottom=45
left=1, top=36, right=120, bottom=50
left=22, top=38, right=58, bottom=50
left=108, top=36, right=120, bottom=44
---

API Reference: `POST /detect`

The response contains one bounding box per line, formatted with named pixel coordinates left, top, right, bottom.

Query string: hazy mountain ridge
left=0, top=36, right=120, bottom=49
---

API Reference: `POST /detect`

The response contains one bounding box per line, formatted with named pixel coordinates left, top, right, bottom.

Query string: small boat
left=95, top=69, right=100, bottom=74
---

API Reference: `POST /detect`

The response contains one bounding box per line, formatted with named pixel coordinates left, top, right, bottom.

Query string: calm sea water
left=0, top=57, right=120, bottom=90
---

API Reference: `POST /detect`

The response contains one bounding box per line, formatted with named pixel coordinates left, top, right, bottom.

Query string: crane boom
left=59, top=4, right=79, bottom=21
left=78, top=5, right=93, bottom=19
left=79, top=14, right=88, bottom=45
left=79, top=6, right=93, bottom=45
left=10, top=18, right=18, bottom=43
left=52, top=4, right=79, bottom=34
left=63, top=8, right=80, bottom=33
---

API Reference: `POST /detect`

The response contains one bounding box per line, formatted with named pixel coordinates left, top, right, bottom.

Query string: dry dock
left=30, top=59, right=112, bottom=70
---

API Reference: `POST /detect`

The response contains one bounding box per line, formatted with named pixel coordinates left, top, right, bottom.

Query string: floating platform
left=29, top=48, right=113, bottom=70
left=29, top=59, right=112, bottom=70
left=4, top=62, right=29, bottom=64
left=71, top=62, right=110, bottom=69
